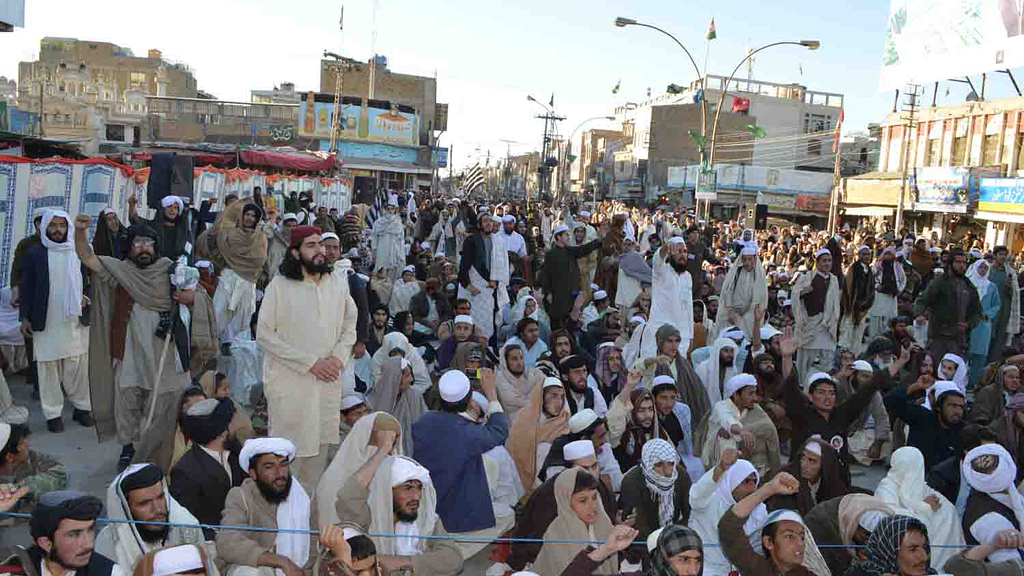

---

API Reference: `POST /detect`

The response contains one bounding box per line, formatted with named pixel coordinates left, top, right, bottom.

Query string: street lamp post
left=615, top=17, right=708, bottom=212
left=527, top=95, right=553, bottom=202
left=558, top=115, right=616, bottom=210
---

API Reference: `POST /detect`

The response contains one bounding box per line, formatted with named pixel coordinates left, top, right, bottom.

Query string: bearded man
left=129, top=195, right=196, bottom=263
left=263, top=212, right=298, bottom=282
left=868, top=246, right=906, bottom=338
left=712, top=243, right=767, bottom=342
left=495, top=342, right=545, bottom=419
left=840, top=246, right=875, bottom=356
left=695, top=337, right=739, bottom=406
left=76, top=216, right=217, bottom=472
left=642, top=237, right=694, bottom=359
left=206, top=201, right=267, bottom=353
left=457, top=213, right=510, bottom=340
left=914, top=249, right=983, bottom=361
left=500, top=214, right=528, bottom=281
left=558, top=354, right=608, bottom=416
left=372, top=195, right=406, bottom=282
left=607, top=376, right=672, bottom=472
left=257, top=226, right=357, bottom=491
left=539, top=224, right=602, bottom=330
left=698, top=373, right=780, bottom=477
left=791, top=249, right=842, bottom=380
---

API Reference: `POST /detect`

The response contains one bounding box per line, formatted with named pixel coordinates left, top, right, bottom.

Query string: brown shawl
left=214, top=199, right=268, bottom=283
left=508, top=385, right=570, bottom=502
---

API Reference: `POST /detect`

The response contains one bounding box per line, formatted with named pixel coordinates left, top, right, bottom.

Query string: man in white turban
left=372, top=195, right=406, bottom=282
left=695, top=337, right=739, bottom=406
left=642, top=237, right=694, bottom=358
left=712, top=243, right=767, bottom=342
left=698, top=373, right=780, bottom=477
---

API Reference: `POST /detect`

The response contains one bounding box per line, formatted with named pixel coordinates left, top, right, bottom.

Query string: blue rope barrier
left=0, top=511, right=974, bottom=549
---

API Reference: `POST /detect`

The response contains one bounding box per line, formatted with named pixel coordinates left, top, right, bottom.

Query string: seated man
left=537, top=408, right=623, bottom=492
left=836, top=360, right=891, bottom=465
left=618, top=439, right=692, bottom=565
left=607, top=375, right=672, bottom=472
left=688, top=448, right=761, bottom=576
left=764, top=437, right=857, bottom=516
left=649, top=375, right=704, bottom=481
left=494, top=342, right=545, bottom=419
left=411, top=370, right=511, bottom=560
left=170, top=398, right=246, bottom=540
left=0, top=422, right=66, bottom=515
left=885, top=377, right=966, bottom=470
left=505, top=318, right=549, bottom=370
left=29, top=491, right=125, bottom=576
left=967, top=363, right=1020, bottom=425
left=334, top=432, right=462, bottom=576
left=927, top=424, right=999, bottom=512
left=697, top=373, right=780, bottom=478
left=960, top=443, right=1024, bottom=563
left=339, top=394, right=370, bottom=446
left=216, top=438, right=318, bottom=576
left=96, top=463, right=206, bottom=572
left=802, top=494, right=893, bottom=576
left=434, top=315, right=476, bottom=372
left=506, top=440, right=617, bottom=572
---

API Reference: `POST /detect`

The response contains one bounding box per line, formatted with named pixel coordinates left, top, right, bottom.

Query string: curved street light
left=556, top=115, right=617, bottom=207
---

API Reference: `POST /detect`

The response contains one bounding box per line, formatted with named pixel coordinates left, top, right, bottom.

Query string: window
left=130, top=72, right=146, bottom=85
left=952, top=136, right=967, bottom=165
left=105, top=124, right=126, bottom=141
left=803, top=113, right=833, bottom=133
left=807, top=138, right=822, bottom=156
left=924, top=139, right=940, bottom=166
left=983, top=134, right=1000, bottom=165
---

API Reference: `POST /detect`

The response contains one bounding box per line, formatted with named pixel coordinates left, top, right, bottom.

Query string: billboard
left=881, top=0, right=1024, bottom=90
left=298, top=94, right=419, bottom=147
left=910, top=165, right=1003, bottom=204
left=979, top=177, right=1024, bottom=214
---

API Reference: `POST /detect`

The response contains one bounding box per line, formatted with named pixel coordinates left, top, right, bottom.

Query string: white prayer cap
left=783, top=299, right=792, bottom=307
left=568, top=409, right=600, bottom=434
left=490, top=214, right=502, bottom=224
left=321, top=232, right=339, bottom=242
left=740, top=244, right=758, bottom=256
left=152, top=545, right=204, bottom=576
left=652, top=375, right=675, bottom=387
left=553, top=224, right=569, bottom=236
left=161, top=195, right=183, bottom=210
left=438, top=370, right=471, bottom=403
left=804, top=440, right=823, bottom=456
left=543, top=376, right=564, bottom=389
left=647, top=527, right=664, bottom=552
left=667, top=236, right=685, bottom=244
left=402, top=265, right=416, bottom=274
left=195, top=260, right=212, bottom=269
left=341, top=394, right=366, bottom=411
left=391, top=457, right=431, bottom=488
left=724, top=374, right=757, bottom=400
left=502, top=215, right=515, bottom=223
left=927, top=380, right=960, bottom=402
left=579, top=211, right=591, bottom=218
left=858, top=245, right=871, bottom=253
left=815, top=248, right=831, bottom=258
left=851, top=360, right=873, bottom=373
left=762, top=509, right=806, bottom=530
left=563, top=440, right=596, bottom=461
left=0, top=423, right=10, bottom=449
left=806, top=372, right=834, bottom=391
left=590, top=283, right=599, bottom=291
left=454, top=315, right=474, bottom=326
left=282, top=212, right=298, bottom=222
left=186, top=398, right=220, bottom=417
left=630, top=315, right=646, bottom=324
left=760, top=325, right=781, bottom=341
left=858, top=510, right=888, bottom=532
left=593, top=290, right=608, bottom=301
left=239, top=437, right=296, bottom=470
left=388, top=194, right=399, bottom=206
left=471, top=391, right=490, bottom=413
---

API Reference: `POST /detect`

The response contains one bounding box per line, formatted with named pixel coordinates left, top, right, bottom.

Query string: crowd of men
left=7, top=188, right=1024, bottom=576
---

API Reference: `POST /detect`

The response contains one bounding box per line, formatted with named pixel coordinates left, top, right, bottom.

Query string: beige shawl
left=533, top=468, right=617, bottom=576
left=507, top=385, right=569, bottom=502
left=213, top=198, right=268, bottom=283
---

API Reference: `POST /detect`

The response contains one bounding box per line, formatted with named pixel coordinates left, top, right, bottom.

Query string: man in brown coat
left=216, top=438, right=318, bottom=576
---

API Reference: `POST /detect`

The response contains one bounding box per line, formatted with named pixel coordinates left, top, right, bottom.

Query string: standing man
left=987, top=245, right=1020, bottom=362
left=75, top=216, right=217, bottom=471
left=263, top=211, right=298, bottom=282
left=500, top=214, right=528, bottom=280
left=868, top=247, right=905, bottom=338
left=539, top=224, right=602, bottom=330
left=209, top=201, right=267, bottom=354
left=128, top=195, right=196, bottom=263
left=840, top=245, right=875, bottom=356
left=914, top=249, right=983, bottom=362
left=256, top=225, right=357, bottom=491
left=372, top=194, right=406, bottom=282
left=642, top=237, right=694, bottom=358
left=458, top=213, right=510, bottom=340
left=791, top=249, right=842, bottom=379
left=11, top=208, right=46, bottom=399
left=20, top=210, right=92, bottom=433
left=685, top=226, right=718, bottom=301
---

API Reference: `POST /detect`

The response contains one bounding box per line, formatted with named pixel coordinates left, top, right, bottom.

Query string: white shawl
left=791, top=271, right=841, bottom=348
left=40, top=210, right=84, bottom=319
left=695, top=338, right=739, bottom=406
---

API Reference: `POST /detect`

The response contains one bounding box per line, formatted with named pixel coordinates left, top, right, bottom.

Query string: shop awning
left=842, top=205, right=895, bottom=216
left=341, top=158, right=433, bottom=175
left=239, top=149, right=337, bottom=171
left=132, top=151, right=234, bottom=165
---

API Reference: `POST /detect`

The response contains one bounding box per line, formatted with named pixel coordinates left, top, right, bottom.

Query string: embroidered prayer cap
left=563, top=440, right=595, bottom=461
left=438, top=370, right=471, bottom=403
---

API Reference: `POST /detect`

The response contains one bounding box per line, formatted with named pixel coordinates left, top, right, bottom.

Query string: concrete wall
left=646, top=104, right=754, bottom=189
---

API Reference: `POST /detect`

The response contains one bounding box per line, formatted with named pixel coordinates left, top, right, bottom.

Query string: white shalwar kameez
left=212, top=268, right=256, bottom=345
left=371, top=213, right=405, bottom=282
left=642, top=248, right=693, bottom=358
left=458, top=232, right=510, bottom=340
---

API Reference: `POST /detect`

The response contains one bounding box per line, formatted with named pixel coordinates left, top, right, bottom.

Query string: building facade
left=145, top=96, right=300, bottom=147
left=251, top=82, right=302, bottom=105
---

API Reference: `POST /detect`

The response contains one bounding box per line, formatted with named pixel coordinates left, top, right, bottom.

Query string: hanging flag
left=549, top=93, right=554, bottom=107
left=832, top=108, right=845, bottom=154
left=799, top=63, right=803, bottom=76
left=732, top=97, right=750, bottom=113
left=707, top=18, right=717, bottom=40
left=746, top=125, right=766, bottom=139
left=666, top=83, right=684, bottom=94
left=688, top=130, right=706, bottom=151
left=612, top=80, right=620, bottom=94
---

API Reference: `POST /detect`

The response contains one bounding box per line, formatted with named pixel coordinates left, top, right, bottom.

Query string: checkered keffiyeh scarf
left=849, top=515, right=936, bottom=576
left=641, top=439, right=679, bottom=527
left=650, top=525, right=703, bottom=576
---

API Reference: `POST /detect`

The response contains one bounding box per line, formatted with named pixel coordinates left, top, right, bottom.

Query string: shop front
left=978, top=178, right=1024, bottom=252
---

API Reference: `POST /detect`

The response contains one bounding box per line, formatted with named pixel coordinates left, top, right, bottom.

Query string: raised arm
left=74, top=215, right=101, bottom=272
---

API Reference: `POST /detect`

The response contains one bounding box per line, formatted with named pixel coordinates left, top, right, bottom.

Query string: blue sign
left=326, top=141, right=418, bottom=164
left=251, top=124, right=257, bottom=138
left=434, top=147, right=448, bottom=168
left=979, top=178, right=1024, bottom=215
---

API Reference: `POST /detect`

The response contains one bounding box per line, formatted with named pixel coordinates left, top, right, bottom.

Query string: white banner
left=881, top=0, right=1024, bottom=90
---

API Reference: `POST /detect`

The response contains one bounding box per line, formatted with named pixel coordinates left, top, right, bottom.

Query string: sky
left=2, top=0, right=1023, bottom=172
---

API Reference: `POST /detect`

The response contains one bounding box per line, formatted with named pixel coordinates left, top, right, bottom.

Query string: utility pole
left=535, top=112, right=565, bottom=203
left=895, top=84, right=920, bottom=233
left=499, top=139, right=521, bottom=200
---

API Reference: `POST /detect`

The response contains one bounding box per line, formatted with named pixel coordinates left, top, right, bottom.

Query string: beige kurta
left=256, top=272, right=358, bottom=457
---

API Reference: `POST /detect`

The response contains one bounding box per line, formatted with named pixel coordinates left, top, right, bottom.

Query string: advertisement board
left=979, top=177, right=1024, bottom=214
left=910, top=165, right=1003, bottom=204
left=881, top=0, right=1024, bottom=90
left=433, top=147, right=448, bottom=168
left=299, top=93, right=418, bottom=147
left=667, top=166, right=687, bottom=188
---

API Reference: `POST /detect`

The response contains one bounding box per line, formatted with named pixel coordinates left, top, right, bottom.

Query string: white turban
left=851, top=360, right=873, bottom=373
left=391, top=457, right=431, bottom=488
left=321, top=232, right=339, bottom=242
left=652, top=375, right=675, bottom=387
left=152, top=545, right=204, bottom=576
left=161, top=196, right=184, bottom=211
left=553, top=224, right=569, bottom=236
left=239, top=437, right=296, bottom=470
left=815, top=248, right=831, bottom=258
left=568, top=409, right=599, bottom=434
left=724, top=374, right=757, bottom=400
left=563, top=440, right=596, bottom=461
left=454, top=315, right=474, bottom=325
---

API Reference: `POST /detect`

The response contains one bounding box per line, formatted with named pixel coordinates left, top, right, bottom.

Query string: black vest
left=27, top=546, right=117, bottom=576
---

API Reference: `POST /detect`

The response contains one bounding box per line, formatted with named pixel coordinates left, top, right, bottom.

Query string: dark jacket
left=169, top=443, right=246, bottom=540
left=884, top=384, right=964, bottom=470
left=458, top=233, right=491, bottom=287
left=507, top=469, right=618, bottom=571
left=26, top=545, right=117, bottom=576
left=967, top=382, right=1006, bottom=426
left=803, top=496, right=852, bottom=576
left=540, top=239, right=602, bottom=320
left=913, top=272, right=983, bottom=342
left=926, top=454, right=963, bottom=505
left=20, top=245, right=89, bottom=332
left=10, top=233, right=41, bottom=288
left=347, top=271, right=370, bottom=344
left=686, top=241, right=718, bottom=296
left=410, top=289, right=453, bottom=325
left=617, top=464, right=691, bottom=563
left=411, top=409, right=510, bottom=533
left=719, top=508, right=817, bottom=576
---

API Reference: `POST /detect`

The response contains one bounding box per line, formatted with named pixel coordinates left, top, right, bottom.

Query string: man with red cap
left=256, top=225, right=358, bottom=491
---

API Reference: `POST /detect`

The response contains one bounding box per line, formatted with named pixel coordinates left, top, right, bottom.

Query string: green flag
left=746, top=125, right=766, bottom=138
left=567, top=154, right=578, bottom=164
left=612, top=80, right=620, bottom=94
left=707, top=18, right=716, bottom=40
left=688, top=130, right=706, bottom=151
left=666, top=83, right=684, bottom=94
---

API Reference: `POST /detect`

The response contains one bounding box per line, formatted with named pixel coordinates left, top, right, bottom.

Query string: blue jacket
left=412, top=409, right=510, bottom=533
left=20, top=245, right=89, bottom=332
